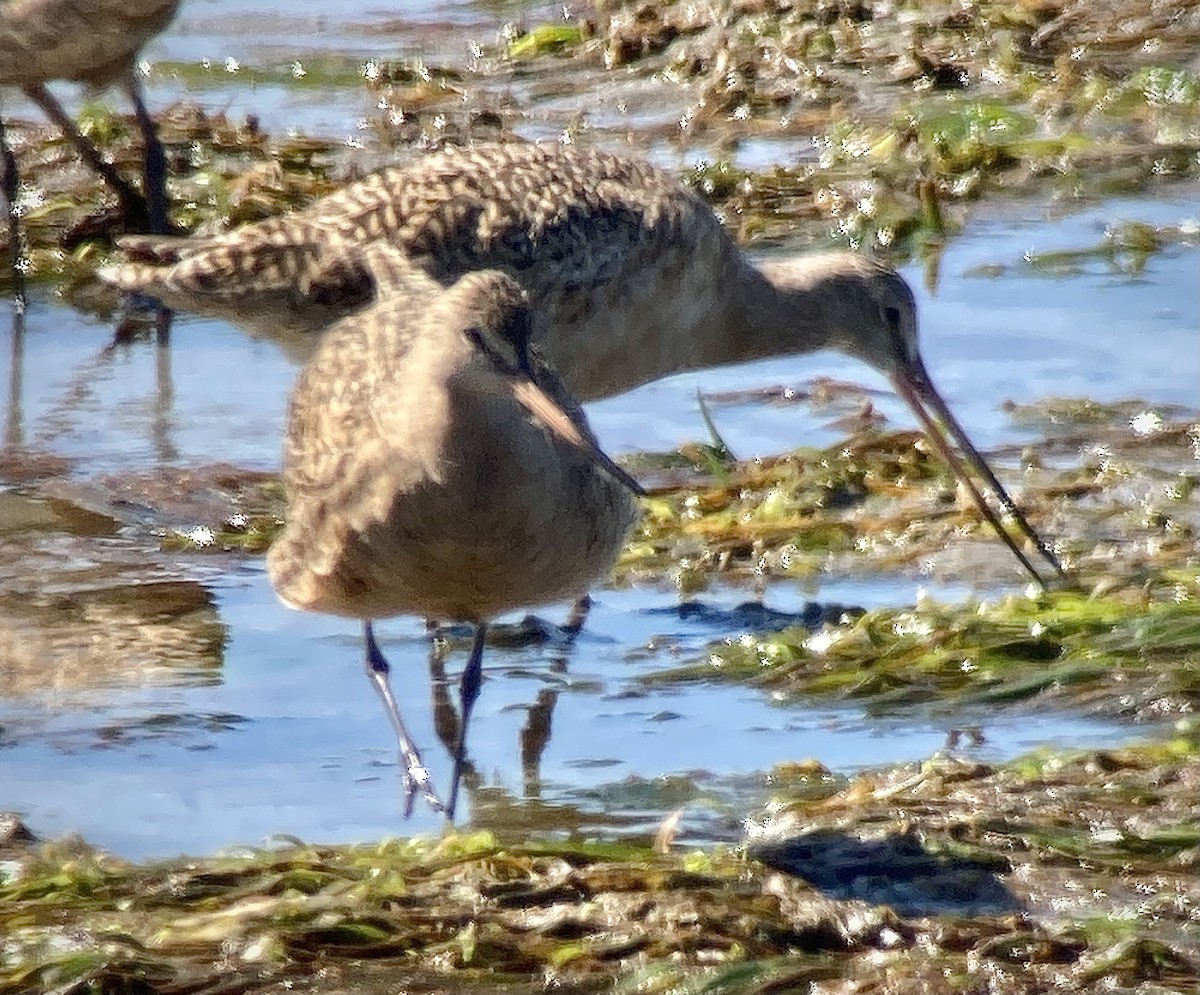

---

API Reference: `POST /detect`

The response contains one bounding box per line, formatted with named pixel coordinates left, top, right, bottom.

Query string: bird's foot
left=106, top=293, right=171, bottom=350
left=396, top=744, right=445, bottom=819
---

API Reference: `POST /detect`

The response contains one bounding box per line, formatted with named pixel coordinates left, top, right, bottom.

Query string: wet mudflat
left=1, top=0, right=1199, bottom=991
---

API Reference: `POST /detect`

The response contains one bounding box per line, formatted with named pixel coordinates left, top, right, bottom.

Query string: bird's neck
left=715, top=258, right=839, bottom=368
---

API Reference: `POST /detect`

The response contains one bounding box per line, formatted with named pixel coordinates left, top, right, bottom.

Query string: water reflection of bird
left=266, top=243, right=642, bottom=818
left=101, top=141, right=1066, bottom=586
left=1, top=0, right=179, bottom=297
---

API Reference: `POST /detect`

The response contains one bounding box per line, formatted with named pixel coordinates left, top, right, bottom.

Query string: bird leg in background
left=154, top=304, right=173, bottom=347
left=446, top=625, right=488, bottom=819
left=124, top=73, right=170, bottom=235
left=22, top=83, right=151, bottom=229
left=559, top=594, right=593, bottom=642
left=0, top=116, right=24, bottom=306
left=364, top=622, right=445, bottom=818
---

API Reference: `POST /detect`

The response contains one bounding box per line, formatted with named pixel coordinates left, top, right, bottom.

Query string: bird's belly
left=308, top=487, right=633, bottom=622
left=270, top=428, right=638, bottom=624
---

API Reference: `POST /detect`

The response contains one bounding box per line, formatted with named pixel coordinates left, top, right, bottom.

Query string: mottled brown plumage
left=267, top=242, right=640, bottom=816
left=101, top=141, right=847, bottom=399
left=104, top=141, right=1065, bottom=586
left=0, top=0, right=179, bottom=263
left=0, top=0, right=178, bottom=88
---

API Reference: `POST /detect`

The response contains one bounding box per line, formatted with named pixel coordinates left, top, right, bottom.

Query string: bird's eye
left=883, top=305, right=903, bottom=331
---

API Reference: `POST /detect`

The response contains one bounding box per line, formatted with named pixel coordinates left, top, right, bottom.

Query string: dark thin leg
left=124, top=76, right=170, bottom=234
left=0, top=115, right=24, bottom=307
left=446, top=624, right=487, bottom=820
left=427, top=638, right=481, bottom=795
left=364, top=622, right=444, bottom=818
left=22, top=83, right=150, bottom=226
left=560, top=595, right=593, bottom=642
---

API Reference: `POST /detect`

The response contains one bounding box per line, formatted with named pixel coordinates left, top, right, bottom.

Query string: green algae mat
left=5, top=734, right=1200, bottom=994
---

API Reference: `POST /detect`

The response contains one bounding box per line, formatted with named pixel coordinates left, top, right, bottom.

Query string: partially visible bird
left=1, top=0, right=179, bottom=296
left=101, top=141, right=1066, bottom=587
left=266, top=241, right=642, bottom=817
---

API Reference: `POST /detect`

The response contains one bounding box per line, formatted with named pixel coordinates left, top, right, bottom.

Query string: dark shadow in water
left=435, top=598, right=860, bottom=649
left=663, top=599, right=865, bottom=633
left=431, top=596, right=593, bottom=649
left=750, top=827, right=1021, bottom=918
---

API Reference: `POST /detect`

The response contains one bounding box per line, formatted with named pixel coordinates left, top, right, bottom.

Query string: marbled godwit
left=101, top=141, right=1066, bottom=586
left=266, top=242, right=642, bottom=817
left=0, top=0, right=179, bottom=285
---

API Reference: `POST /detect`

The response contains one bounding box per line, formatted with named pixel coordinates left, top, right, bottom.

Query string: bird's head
left=757, top=252, right=920, bottom=378
left=757, top=251, right=1067, bottom=588
left=444, top=270, right=537, bottom=375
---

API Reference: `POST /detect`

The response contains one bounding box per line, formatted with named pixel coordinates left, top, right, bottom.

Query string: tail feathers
left=96, top=261, right=169, bottom=293
left=114, top=211, right=329, bottom=264
left=266, top=534, right=322, bottom=613
left=99, top=240, right=368, bottom=302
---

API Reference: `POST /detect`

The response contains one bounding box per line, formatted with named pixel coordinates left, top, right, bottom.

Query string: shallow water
left=1, top=4, right=1199, bottom=860
left=2, top=189, right=1195, bottom=859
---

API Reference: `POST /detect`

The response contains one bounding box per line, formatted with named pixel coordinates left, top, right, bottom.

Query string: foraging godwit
left=266, top=242, right=642, bottom=816
left=1, top=0, right=179, bottom=295
left=101, top=141, right=1066, bottom=586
